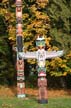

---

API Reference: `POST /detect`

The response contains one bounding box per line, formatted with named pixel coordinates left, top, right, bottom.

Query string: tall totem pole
left=36, top=35, right=48, bottom=103
left=16, top=0, right=25, bottom=98
left=36, top=35, right=63, bottom=104
left=19, top=35, right=63, bottom=103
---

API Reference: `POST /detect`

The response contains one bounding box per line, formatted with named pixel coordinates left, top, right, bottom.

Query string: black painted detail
left=17, top=36, right=23, bottom=52
left=38, top=99, right=48, bottom=104
left=16, top=18, right=22, bottom=24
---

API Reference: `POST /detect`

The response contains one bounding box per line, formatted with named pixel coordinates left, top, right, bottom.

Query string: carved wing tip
left=57, top=50, right=64, bottom=56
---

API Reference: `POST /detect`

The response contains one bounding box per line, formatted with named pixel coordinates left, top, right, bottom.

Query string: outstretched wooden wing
left=46, top=50, right=64, bottom=59
left=18, top=52, right=36, bottom=59
left=18, top=50, right=64, bottom=59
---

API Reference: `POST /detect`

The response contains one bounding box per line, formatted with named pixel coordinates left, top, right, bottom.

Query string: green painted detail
left=36, top=40, right=45, bottom=47
left=37, top=67, right=46, bottom=73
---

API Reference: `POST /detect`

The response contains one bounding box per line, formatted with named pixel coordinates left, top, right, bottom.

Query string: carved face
left=37, top=49, right=46, bottom=61
left=16, top=7, right=22, bottom=18
left=17, top=60, right=24, bottom=71
left=36, top=35, right=45, bottom=48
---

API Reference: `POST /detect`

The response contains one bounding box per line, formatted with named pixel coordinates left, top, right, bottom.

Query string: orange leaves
left=2, top=0, right=8, bottom=3
left=36, top=13, right=50, bottom=22
left=37, top=0, right=48, bottom=3
left=36, top=0, right=49, bottom=8
left=67, top=51, right=71, bottom=58
left=30, top=5, right=37, bottom=13
left=52, top=46, right=59, bottom=51
left=61, top=64, right=67, bottom=68
left=50, top=57, right=62, bottom=69
left=30, top=5, right=50, bottom=21
left=63, top=72, right=67, bottom=76
left=49, top=56, right=71, bottom=76
left=45, top=37, right=51, bottom=46
left=49, top=58, right=64, bottom=75
left=27, top=20, right=43, bottom=29
left=8, top=25, right=16, bottom=41
left=23, top=14, right=29, bottom=20
left=37, top=3, right=47, bottom=8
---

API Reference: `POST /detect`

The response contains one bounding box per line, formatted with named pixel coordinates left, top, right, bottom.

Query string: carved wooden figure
left=18, top=35, right=63, bottom=102
left=16, top=0, right=25, bottom=98
left=38, top=77, right=47, bottom=103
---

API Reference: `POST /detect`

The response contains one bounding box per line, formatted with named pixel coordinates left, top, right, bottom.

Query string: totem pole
left=36, top=35, right=63, bottom=104
left=19, top=35, right=63, bottom=103
left=16, top=0, right=25, bottom=98
left=36, top=35, right=48, bottom=104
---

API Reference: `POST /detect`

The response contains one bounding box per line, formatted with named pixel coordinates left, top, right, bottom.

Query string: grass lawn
left=0, top=96, right=71, bottom=108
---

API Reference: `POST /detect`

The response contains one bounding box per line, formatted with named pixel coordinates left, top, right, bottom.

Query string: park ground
left=0, top=86, right=71, bottom=108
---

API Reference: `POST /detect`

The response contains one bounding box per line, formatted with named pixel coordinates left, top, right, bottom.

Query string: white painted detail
left=17, top=94, right=26, bottom=98
left=36, top=36, right=45, bottom=41
left=36, top=49, right=46, bottom=61
left=18, top=50, right=64, bottom=59
left=46, top=50, right=64, bottom=59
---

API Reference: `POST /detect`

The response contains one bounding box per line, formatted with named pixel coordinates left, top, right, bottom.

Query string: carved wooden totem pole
left=19, top=35, right=63, bottom=103
left=16, top=0, right=25, bottom=98
left=36, top=35, right=48, bottom=103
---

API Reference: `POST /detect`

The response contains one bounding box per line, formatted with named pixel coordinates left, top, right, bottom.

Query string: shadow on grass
left=25, top=94, right=37, bottom=101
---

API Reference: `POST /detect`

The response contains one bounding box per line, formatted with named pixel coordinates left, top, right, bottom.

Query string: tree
left=0, top=0, right=16, bottom=85
left=45, top=0, right=71, bottom=77
left=0, top=0, right=71, bottom=87
left=0, top=0, right=50, bottom=85
left=47, top=0, right=71, bottom=51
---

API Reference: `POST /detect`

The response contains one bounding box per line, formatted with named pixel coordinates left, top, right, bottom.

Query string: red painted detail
left=16, top=60, right=24, bottom=71
left=17, top=72, right=24, bottom=76
left=17, top=82, right=25, bottom=94
left=38, top=77, right=47, bottom=100
left=17, top=76, right=25, bottom=81
left=16, top=24, right=22, bottom=35
left=16, top=7, right=22, bottom=18
left=38, top=71, right=46, bottom=77
left=16, top=7, right=21, bottom=11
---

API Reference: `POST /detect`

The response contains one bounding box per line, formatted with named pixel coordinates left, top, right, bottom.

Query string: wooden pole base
left=38, top=99, right=48, bottom=104
left=17, top=94, right=26, bottom=98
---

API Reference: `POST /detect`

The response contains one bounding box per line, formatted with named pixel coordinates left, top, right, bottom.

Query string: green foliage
left=47, top=0, right=71, bottom=50
left=0, top=16, right=7, bottom=35
left=0, top=0, right=16, bottom=85
left=0, top=37, right=16, bottom=85
left=46, top=0, right=71, bottom=77
left=22, top=0, right=50, bottom=51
